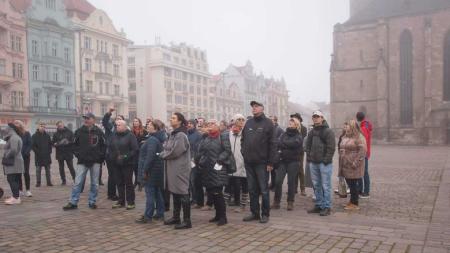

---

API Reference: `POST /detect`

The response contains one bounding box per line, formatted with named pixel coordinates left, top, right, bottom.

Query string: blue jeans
left=358, top=158, right=370, bottom=194
left=309, top=162, right=333, bottom=209
left=70, top=163, right=100, bottom=205
left=245, top=163, right=270, bottom=217
left=145, top=184, right=165, bottom=219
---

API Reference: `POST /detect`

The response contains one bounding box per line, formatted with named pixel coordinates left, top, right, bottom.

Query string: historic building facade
left=128, top=43, right=213, bottom=122
left=0, top=0, right=33, bottom=129
left=330, top=0, right=450, bottom=145
left=66, top=0, right=129, bottom=124
left=14, top=0, right=78, bottom=132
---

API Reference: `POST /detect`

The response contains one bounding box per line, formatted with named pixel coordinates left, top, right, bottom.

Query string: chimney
left=350, top=0, right=373, bottom=17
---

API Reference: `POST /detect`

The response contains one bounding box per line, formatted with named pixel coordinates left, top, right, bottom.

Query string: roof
left=345, top=0, right=450, bottom=26
left=64, top=0, right=95, bottom=19
left=9, top=0, right=31, bottom=12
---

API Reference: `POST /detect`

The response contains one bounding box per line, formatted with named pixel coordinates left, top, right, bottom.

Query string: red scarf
left=208, top=130, right=220, bottom=139
left=133, top=126, right=144, bottom=137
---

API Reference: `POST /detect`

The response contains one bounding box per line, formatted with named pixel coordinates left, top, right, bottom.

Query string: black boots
left=209, top=192, right=227, bottom=226
left=165, top=194, right=191, bottom=229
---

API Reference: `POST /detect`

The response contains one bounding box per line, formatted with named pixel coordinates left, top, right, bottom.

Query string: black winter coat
left=73, top=125, right=106, bottom=166
left=241, top=113, right=277, bottom=165
left=187, top=128, right=202, bottom=158
left=32, top=131, right=52, bottom=166
left=21, top=131, right=32, bottom=158
left=304, top=121, right=336, bottom=165
left=108, top=130, right=139, bottom=167
left=278, top=128, right=303, bottom=163
left=195, top=133, right=233, bottom=189
left=138, top=131, right=166, bottom=187
left=52, top=127, right=74, bottom=161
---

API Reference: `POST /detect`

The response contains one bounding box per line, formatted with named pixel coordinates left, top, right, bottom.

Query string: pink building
left=0, top=0, right=32, bottom=129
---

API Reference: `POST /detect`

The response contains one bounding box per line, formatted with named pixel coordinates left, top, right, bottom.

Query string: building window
left=85, top=80, right=93, bottom=92
left=54, top=94, right=59, bottom=108
left=183, top=96, right=187, bottom=105
left=65, top=70, right=71, bottom=84
left=105, top=82, right=110, bottom=94
left=11, top=91, right=17, bottom=106
left=167, top=94, right=172, bottom=103
left=99, top=61, right=103, bottom=73
left=182, top=72, right=187, bottom=81
left=128, top=57, right=135, bottom=64
left=45, top=0, right=56, bottom=10
left=114, top=64, right=120, bottom=76
left=197, top=86, right=201, bottom=95
left=203, top=77, right=207, bottom=85
left=196, top=75, right=201, bottom=84
left=46, top=93, right=51, bottom=107
left=114, top=85, right=120, bottom=96
left=399, top=30, right=413, bottom=125
left=189, top=85, right=194, bottom=93
left=163, top=53, right=171, bottom=61
left=174, top=70, right=182, bottom=79
left=99, top=82, right=103, bottom=94
left=129, top=95, right=136, bottom=103
left=175, top=82, right=182, bottom=91
left=444, top=31, right=450, bottom=101
left=203, top=88, right=207, bottom=96
left=164, top=67, right=172, bottom=77
left=64, top=48, right=70, bottom=63
left=32, top=40, right=39, bottom=55
left=10, top=34, right=22, bottom=52
left=32, top=65, right=39, bottom=80
left=51, top=42, right=58, bottom=57
left=197, top=98, right=201, bottom=107
left=175, top=95, right=182, bottom=104
left=18, top=92, right=24, bottom=107
left=113, top=45, right=119, bottom=57
left=84, top=36, right=91, bottom=49
left=84, top=58, right=92, bottom=71
left=0, top=59, right=5, bottom=75
left=66, top=95, right=71, bottom=109
left=190, top=97, right=194, bottom=106
left=182, top=59, right=187, bottom=66
left=129, top=82, right=136, bottom=91
left=53, top=67, right=59, bottom=82
left=128, top=68, right=136, bottom=78
left=101, top=103, right=107, bottom=115
left=12, top=63, right=23, bottom=79
left=33, top=91, right=40, bottom=106
left=164, top=80, right=172, bottom=89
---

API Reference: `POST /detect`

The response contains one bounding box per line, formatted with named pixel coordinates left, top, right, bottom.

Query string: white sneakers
left=4, top=197, right=21, bottom=205
left=25, top=191, right=33, bottom=197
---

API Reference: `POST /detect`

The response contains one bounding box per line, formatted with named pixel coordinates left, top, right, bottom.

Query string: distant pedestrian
left=32, top=123, right=53, bottom=187
left=305, top=111, right=336, bottom=216
left=356, top=112, right=372, bottom=199
left=338, top=120, right=367, bottom=211
left=242, top=101, right=277, bottom=224
left=162, top=113, right=192, bottom=229
left=2, top=123, right=24, bottom=205
left=63, top=113, right=106, bottom=210
left=13, top=120, right=32, bottom=197
left=52, top=121, right=75, bottom=185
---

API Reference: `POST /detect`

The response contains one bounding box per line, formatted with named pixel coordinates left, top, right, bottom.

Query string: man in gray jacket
left=304, top=111, right=336, bottom=216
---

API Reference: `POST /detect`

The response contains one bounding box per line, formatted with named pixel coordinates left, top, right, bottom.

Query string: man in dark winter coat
left=63, top=113, right=106, bottom=210
left=102, top=108, right=124, bottom=200
left=52, top=121, right=75, bottom=185
left=305, top=111, right=336, bottom=216
left=32, top=123, right=53, bottom=187
left=187, top=119, right=204, bottom=207
left=241, top=101, right=277, bottom=224
left=110, top=120, right=139, bottom=210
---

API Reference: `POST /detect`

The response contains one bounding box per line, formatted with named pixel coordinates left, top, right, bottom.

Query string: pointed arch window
left=399, top=30, right=413, bottom=125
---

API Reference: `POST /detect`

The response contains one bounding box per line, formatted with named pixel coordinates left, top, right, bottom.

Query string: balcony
left=30, top=106, right=77, bottom=115
left=95, top=72, right=112, bottom=81
left=0, top=104, right=29, bottom=112
left=95, top=52, right=112, bottom=62
left=0, top=73, right=16, bottom=85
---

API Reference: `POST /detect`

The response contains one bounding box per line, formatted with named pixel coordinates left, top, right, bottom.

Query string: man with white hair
left=109, top=120, right=139, bottom=210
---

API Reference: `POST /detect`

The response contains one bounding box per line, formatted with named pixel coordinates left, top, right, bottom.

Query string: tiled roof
left=345, top=0, right=450, bottom=25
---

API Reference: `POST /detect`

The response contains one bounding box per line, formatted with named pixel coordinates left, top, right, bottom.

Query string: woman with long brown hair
left=13, top=120, right=33, bottom=197
left=131, top=117, right=148, bottom=186
left=338, top=120, right=367, bottom=211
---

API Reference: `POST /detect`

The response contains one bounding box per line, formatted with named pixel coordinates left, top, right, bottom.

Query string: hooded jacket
left=304, top=120, right=336, bottom=165
left=73, top=125, right=106, bottom=166
left=241, top=113, right=277, bottom=165
left=138, top=130, right=166, bottom=187
left=278, top=128, right=303, bottom=162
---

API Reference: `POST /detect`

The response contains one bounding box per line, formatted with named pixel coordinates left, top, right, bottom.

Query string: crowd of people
left=1, top=101, right=372, bottom=228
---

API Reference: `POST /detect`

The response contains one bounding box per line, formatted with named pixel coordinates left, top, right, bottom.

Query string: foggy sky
left=89, top=0, right=350, bottom=104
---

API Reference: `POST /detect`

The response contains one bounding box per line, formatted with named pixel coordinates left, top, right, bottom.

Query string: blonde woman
left=338, top=120, right=367, bottom=211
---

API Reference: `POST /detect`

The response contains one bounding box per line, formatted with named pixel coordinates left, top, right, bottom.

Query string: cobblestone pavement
left=0, top=145, right=449, bottom=253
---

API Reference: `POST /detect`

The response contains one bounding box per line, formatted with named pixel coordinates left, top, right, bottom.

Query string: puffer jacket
left=73, top=125, right=106, bottom=166
left=278, top=128, right=303, bottom=163
left=31, top=130, right=52, bottom=166
left=304, top=120, right=336, bottom=165
left=20, top=131, right=32, bottom=158
left=138, top=130, right=166, bottom=187
left=108, top=130, right=139, bottom=167
left=52, top=127, right=74, bottom=161
left=195, top=132, right=233, bottom=189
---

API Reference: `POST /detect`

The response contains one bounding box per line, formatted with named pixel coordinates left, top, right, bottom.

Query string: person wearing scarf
left=131, top=118, right=148, bottom=186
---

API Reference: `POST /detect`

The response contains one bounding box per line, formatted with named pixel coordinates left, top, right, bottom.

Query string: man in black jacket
left=110, top=120, right=139, bottom=210
left=269, top=116, right=284, bottom=191
left=304, top=111, right=336, bottom=216
left=241, top=101, right=277, bottom=224
left=52, top=121, right=75, bottom=185
left=63, top=113, right=106, bottom=210
left=32, top=123, right=53, bottom=187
